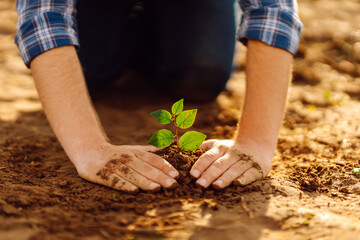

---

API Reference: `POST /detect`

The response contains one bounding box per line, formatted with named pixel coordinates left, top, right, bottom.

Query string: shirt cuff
left=15, top=11, right=79, bottom=68
left=238, top=7, right=302, bottom=55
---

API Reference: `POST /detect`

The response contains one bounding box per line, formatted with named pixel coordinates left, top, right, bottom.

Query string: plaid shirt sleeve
left=15, top=0, right=79, bottom=68
left=238, top=0, right=302, bottom=55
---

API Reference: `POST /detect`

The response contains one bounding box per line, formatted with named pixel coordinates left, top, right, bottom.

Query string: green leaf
left=176, top=109, right=197, bottom=129
left=179, top=131, right=206, bottom=151
left=148, top=129, right=174, bottom=148
left=151, top=110, right=172, bottom=124
left=352, top=168, right=360, bottom=174
left=171, top=99, right=184, bottom=116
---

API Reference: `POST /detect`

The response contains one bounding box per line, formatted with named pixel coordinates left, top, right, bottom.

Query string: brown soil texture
left=155, top=144, right=206, bottom=185
left=1, top=0, right=360, bottom=239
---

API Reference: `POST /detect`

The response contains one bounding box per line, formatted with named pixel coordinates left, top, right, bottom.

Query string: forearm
left=235, top=40, right=292, bottom=151
left=30, top=46, right=108, bottom=165
left=190, top=40, right=294, bottom=189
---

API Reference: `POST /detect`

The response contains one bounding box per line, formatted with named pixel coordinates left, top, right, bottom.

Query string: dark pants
left=76, top=0, right=236, bottom=101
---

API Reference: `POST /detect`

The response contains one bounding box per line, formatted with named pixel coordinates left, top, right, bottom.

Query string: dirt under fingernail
left=233, top=179, right=242, bottom=186
left=165, top=181, right=179, bottom=190
left=212, top=184, right=223, bottom=190
left=147, top=185, right=161, bottom=193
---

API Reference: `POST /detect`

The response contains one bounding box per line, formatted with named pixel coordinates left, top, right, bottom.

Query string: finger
left=212, top=161, right=254, bottom=189
left=190, top=145, right=226, bottom=179
left=114, top=164, right=162, bottom=192
left=233, top=167, right=264, bottom=186
left=103, top=154, right=162, bottom=191
left=120, top=152, right=178, bottom=189
left=199, top=140, right=217, bottom=150
left=195, top=152, right=242, bottom=188
left=96, top=173, right=139, bottom=193
left=134, top=150, right=179, bottom=179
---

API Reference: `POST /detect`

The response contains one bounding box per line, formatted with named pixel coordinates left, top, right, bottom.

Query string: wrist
left=234, top=133, right=276, bottom=156
left=63, top=137, right=111, bottom=168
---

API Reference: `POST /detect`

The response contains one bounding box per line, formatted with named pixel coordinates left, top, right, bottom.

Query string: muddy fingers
left=195, top=152, right=248, bottom=188
left=233, top=167, right=264, bottom=186
left=193, top=146, right=262, bottom=189
left=96, top=158, right=161, bottom=192
left=96, top=173, right=139, bottom=193
left=190, top=145, right=226, bottom=179
left=133, top=150, right=179, bottom=179
left=211, top=151, right=256, bottom=189
left=212, top=161, right=254, bottom=189
left=119, top=152, right=179, bottom=189
left=113, top=165, right=161, bottom=192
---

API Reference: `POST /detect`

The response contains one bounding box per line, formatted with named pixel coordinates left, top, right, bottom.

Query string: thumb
left=199, top=139, right=217, bottom=150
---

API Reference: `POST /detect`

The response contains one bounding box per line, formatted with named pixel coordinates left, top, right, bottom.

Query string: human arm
left=190, top=40, right=292, bottom=188
left=30, top=46, right=179, bottom=192
left=189, top=0, right=302, bottom=189
left=16, top=1, right=179, bottom=193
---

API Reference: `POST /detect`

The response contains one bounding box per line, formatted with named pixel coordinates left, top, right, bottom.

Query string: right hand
left=73, top=143, right=179, bottom=193
left=29, top=47, right=179, bottom=193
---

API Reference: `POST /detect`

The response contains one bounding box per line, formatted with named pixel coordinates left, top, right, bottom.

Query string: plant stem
left=175, top=127, right=179, bottom=146
left=172, top=115, right=180, bottom=147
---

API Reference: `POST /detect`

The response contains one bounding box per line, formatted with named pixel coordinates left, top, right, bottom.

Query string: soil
left=155, top=144, right=206, bottom=186
left=1, top=0, right=360, bottom=239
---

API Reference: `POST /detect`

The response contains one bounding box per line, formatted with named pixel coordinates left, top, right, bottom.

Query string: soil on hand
left=1, top=0, right=360, bottom=239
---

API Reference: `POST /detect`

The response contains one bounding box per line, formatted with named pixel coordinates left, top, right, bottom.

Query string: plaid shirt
left=15, top=0, right=302, bottom=68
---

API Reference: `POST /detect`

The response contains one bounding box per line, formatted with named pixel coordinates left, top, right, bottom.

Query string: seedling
left=148, top=99, right=206, bottom=151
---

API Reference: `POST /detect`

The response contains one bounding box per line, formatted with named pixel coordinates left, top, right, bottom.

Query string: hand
left=189, top=139, right=273, bottom=189
left=74, top=144, right=179, bottom=193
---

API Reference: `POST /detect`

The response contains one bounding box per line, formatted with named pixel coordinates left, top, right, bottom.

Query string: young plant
left=148, top=99, right=206, bottom=151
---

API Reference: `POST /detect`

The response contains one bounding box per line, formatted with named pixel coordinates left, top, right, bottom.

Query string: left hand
left=190, top=139, right=273, bottom=189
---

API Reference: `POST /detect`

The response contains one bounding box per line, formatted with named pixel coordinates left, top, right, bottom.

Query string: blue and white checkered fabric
left=15, top=0, right=302, bottom=68
left=238, top=0, right=302, bottom=55
left=15, top=0, right=79, bottom=67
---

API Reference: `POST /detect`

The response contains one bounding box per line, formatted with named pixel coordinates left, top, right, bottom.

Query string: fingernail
left=233, top=179, right=243, bottom=186
left=150, top=182, right=161, bottom=191
left=190, top=169, right=200, bottom=178
left=165, top=178, right=176, bottom=187
left=129, top=186, right=139, bottom=194
left=213, top=179, right=223, bottom=188
left=169, top=170, right=179, bottom=179
left=196, top=178, right=207, bottom=188
left=165, top=178, right=178, bottom=189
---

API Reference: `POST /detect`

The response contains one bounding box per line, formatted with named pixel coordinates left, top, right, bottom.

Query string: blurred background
left=1, top=0, right=360, bottom=239
left=1, top=0, right=360, bottom=122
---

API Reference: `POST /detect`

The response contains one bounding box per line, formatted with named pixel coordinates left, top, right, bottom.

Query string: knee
left=80, top=59, right=125, bottom=92
left=158, top=63, right=232, bottom=102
